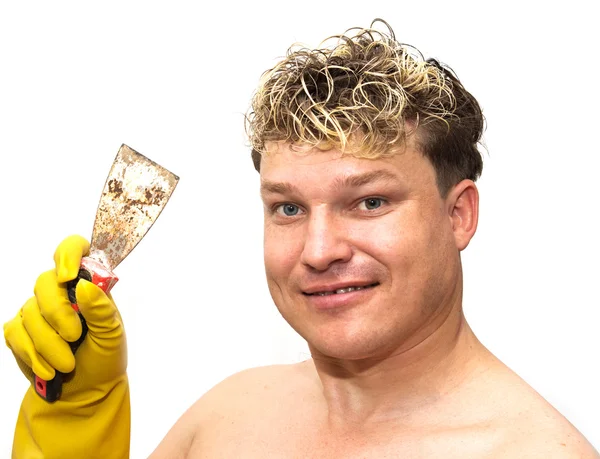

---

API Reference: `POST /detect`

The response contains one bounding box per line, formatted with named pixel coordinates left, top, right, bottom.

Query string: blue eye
left=360, top=198, right=383, bottom=210
left=276, top=204, right=301, bottom=216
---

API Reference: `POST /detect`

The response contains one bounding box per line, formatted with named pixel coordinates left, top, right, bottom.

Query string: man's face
left=260, top=141, right=469, bottom=361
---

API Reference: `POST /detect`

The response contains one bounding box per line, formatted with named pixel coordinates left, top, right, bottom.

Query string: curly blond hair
left=246, top=19, right=484, bottom=195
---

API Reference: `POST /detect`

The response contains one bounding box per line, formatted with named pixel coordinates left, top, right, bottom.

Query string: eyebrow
left=260, top=169, right=401, bottom=196
left=332, top=169, right=400, bottom=190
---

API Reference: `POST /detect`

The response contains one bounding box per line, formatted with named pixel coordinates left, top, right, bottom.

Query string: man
left=4, top=19, right=598, bottom=458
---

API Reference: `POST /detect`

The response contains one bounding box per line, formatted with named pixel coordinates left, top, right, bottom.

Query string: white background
left=1, top=1, right=598, bottom=457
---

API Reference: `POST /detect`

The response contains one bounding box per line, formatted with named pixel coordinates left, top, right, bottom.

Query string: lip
left=302, top=283, right=379, bottom=311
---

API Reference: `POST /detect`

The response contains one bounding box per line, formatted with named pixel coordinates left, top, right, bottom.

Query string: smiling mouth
left=304, top=283, right=380, bottom=297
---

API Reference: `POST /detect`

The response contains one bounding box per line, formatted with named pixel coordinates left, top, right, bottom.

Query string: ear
left=446, top=180, right=479, bottom=251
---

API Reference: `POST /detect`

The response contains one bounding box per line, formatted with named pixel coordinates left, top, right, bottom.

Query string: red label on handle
left=80, top=257, right=119, bottom=293
left=35, top=376, right=47, bottom=398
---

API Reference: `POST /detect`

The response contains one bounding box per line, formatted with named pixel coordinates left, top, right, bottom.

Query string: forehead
left=259, top=142, right=437, bottom=193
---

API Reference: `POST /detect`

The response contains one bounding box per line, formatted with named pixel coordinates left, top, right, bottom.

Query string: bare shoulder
left=148, top=361, right=316, bottom=458
left=478, top=363, right=599, bottom=458
left=193, top=360, right=315, bottom=418
left=512, top=403, right=598, bottom=458
left=499, top=409, right=599, bottom=458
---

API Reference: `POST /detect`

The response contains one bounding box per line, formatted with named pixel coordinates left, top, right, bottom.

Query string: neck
left=309, top=299, right=494, bottom=432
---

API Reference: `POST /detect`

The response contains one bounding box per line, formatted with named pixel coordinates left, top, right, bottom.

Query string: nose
left=300, top=210, right=352, bottom=271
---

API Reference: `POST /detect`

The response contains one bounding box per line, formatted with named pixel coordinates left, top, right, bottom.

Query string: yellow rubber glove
left=3, top=235, right=130, bottom=459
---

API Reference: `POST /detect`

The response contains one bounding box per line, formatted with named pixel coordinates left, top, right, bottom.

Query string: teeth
left=314, top=286, right=365, bottom=296
left=335, top=286, right=362, bottom=294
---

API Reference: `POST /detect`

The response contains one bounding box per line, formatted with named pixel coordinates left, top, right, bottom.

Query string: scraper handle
left=34, top=257, right=119, bottom=402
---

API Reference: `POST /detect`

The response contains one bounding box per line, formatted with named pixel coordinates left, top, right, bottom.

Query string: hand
left=3, top=235, right=130, bottom=459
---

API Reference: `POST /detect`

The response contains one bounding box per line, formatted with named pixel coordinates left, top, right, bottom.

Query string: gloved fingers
left=75, top=280, right=121, bottom=335
left=34, top=270, right=82, bottom=342
left=22, top=297, right=76, bottom=373
left=54, top=235, right=90, bottom=283
left=3, top=310, right=56, bottom=381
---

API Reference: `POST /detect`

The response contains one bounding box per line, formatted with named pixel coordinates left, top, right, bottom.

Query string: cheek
left=352, top=208, right=433, bottom=260
left=384, top=211, right=456, bottom=308
left=263, top=222, right=302, bottom=281
left=358, top=207, right=452, bottom=283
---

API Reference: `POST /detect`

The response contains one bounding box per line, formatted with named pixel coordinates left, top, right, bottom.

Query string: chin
left=305, top=325, right=402, bottom=362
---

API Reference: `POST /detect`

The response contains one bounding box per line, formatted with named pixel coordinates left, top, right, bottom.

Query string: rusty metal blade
left=88, top=144, right=179, bottom=270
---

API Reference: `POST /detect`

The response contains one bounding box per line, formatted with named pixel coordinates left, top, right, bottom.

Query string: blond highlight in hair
left=246, top=19, right=484, bottom=195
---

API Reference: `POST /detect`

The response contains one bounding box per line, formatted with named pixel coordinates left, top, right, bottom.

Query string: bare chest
left=189, top=417, right=508, bottom=459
